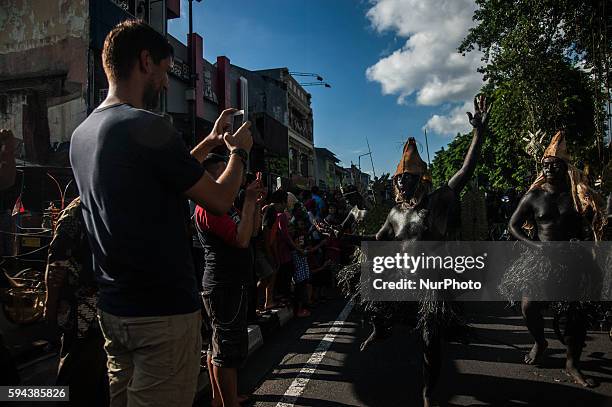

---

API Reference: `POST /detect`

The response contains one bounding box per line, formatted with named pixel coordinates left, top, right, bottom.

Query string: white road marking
left=275, top=301, right=354, bottom=407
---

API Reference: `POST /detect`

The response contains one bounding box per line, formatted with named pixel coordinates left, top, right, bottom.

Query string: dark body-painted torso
left=378, top=185, right=458, bottom=242
left=520, top=188, right=586, bottom=241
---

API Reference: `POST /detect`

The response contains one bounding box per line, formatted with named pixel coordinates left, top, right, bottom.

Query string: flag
left=12, top=194, right=25, bottom=216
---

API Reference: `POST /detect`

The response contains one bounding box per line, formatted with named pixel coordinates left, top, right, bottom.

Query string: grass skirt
left=498, top=244, right=611, bottom=335
left=498, top=244, right=602, bottom=302
left=337, top=248, right=464, bottom=344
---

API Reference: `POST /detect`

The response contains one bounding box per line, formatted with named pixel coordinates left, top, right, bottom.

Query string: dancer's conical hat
left=542, top=130, right=570, bottom=162
left=394, top=137, right=428, bottom=177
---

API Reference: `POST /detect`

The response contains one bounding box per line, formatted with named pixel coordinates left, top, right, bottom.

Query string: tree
left=461, top=0, right=610, bottom=82
left=436, top=0, right=611, bottom=192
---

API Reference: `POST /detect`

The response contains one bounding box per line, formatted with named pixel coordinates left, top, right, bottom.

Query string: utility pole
left=366, top=137, right=376, bottom=178
left=424, top=128, right=431, bottom=167
left=188, top=0, right=202, bottom=147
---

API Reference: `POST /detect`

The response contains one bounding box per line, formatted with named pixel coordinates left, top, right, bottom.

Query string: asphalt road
left=16, top=297, right=612, bottom=407
left=197, top=299, right=612, bottom=407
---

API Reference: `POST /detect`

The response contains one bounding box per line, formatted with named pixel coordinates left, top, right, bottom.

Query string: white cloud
left=365, top=0, right=484, bottom=134
left=424, top=101, right=472, bottom=137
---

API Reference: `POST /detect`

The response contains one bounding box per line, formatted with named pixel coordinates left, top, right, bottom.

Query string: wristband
left=230, top=148, right=248, bottom=166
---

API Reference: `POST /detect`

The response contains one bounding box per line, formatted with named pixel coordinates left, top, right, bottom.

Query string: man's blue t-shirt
left=69, top=104, right=205, bottom=317
left=312, top=193, right=325, bottom=218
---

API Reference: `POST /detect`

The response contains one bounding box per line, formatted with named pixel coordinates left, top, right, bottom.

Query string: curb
left=195, top=305, right=294, bottom=400
left=247, top=324, right=264, bottom=355
left=271, top=307, right=293, bottom=327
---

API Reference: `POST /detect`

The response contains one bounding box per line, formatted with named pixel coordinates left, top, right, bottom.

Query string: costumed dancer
left=331, top=95, right=490, bottom=407
left=502, top=130, right=606, bottom=387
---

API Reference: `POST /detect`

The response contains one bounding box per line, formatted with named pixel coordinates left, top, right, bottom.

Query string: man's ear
left=138, top=49, right=152, bottom=74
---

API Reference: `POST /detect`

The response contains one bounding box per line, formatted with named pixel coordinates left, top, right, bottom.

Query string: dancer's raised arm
left=448, top=95, right=491, bottom=193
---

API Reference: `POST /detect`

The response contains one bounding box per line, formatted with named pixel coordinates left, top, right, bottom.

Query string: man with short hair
left=195, top=154, right=263, bottom=407
left=69, top=19, right=252, bottom=407
left=310, top=186, right=325, bottom=218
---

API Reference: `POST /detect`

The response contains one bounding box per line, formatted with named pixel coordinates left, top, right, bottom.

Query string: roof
left=315, top=147, right=340, bottom=163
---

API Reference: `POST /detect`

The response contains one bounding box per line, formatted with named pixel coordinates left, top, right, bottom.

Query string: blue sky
left=168, top=0, right=483, bottom=176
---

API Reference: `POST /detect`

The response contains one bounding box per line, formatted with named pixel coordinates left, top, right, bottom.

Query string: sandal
left=263, top=302, right=279, bottom=310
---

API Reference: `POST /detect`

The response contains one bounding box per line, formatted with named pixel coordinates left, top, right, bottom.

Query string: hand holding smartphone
left=227, top=109, right=246, bottom=135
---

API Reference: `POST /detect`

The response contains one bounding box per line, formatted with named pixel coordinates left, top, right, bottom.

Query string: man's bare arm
left=186, top=155, right=243, bottom=216
left=185, top=121, right=253, bottom=216
left=235, top=179, right=264, bottom=248
left=235, top=197, right=256, bottom=249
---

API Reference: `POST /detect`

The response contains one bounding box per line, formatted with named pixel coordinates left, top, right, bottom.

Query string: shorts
left=202, top=287, right=248, bottom=368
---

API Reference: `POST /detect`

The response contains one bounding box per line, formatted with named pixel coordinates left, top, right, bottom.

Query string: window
left=300, top=153, right=309, bottom=177
left=290, top=148, right=298, bottom=174
left=0, top=94, right=7, bottom=115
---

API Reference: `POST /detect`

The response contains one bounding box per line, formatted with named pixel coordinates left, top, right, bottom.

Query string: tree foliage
left=461, top=0, right=610, bottom=78
left=431, top=0, right=610, bottom=192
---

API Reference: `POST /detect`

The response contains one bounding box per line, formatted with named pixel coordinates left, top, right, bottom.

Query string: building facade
left=314, top=147, right=343, bottom=192
left=255, top=68, right=315, bottom=191
left=227, top=64, right=289, bottom=189
left=0, top=0, right=185, bottom=165
left=0, top=0, right=328, bottom=196
left=0, top=0, right=92, bottom=164
left=344, top=164, right=371, bottom=194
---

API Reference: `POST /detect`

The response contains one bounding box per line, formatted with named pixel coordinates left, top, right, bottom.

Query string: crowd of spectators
left=197, top=184, right=356, bottom=322
left=17, top=19, right=365, bottom=407
left=192, top=168, right=359, bottom=405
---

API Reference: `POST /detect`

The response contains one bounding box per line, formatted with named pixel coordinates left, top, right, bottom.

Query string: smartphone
left=227, top=109, right=245, bottom=134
